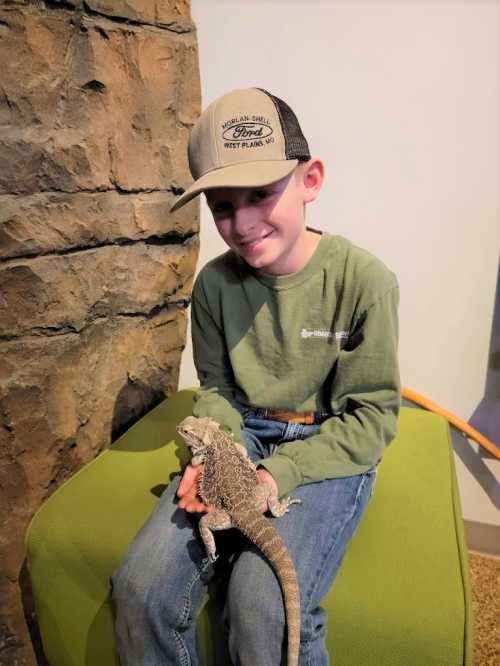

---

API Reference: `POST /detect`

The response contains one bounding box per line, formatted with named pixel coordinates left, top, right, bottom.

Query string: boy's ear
left=299, top=158, right=324, bottom=204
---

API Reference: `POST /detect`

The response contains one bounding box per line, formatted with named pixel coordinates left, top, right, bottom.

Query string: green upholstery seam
left=24, top=448, right=113, bottom=553
left=445, top=420, right=474, bottom=666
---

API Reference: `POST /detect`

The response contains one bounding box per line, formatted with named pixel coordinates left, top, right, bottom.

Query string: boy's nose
left=233, top=205, right=257, bottom=237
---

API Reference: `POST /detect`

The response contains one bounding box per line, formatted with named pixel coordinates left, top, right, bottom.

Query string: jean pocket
left=368, top=466, right=378, bottom=500
left=362, top=461, right=379, bottom=501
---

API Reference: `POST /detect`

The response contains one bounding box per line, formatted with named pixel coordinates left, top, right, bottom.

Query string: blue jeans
left=111, top=413, right=378, bottom=665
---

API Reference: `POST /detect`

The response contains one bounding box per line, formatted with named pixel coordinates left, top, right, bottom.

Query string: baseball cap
left=169, top=87, right=311, bottom=212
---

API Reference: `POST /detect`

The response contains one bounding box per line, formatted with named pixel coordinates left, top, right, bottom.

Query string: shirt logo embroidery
left=300, top=328, right=349, bottom=342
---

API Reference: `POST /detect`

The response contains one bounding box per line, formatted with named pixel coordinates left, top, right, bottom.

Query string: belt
left=261, top=409, right=320, bottom=425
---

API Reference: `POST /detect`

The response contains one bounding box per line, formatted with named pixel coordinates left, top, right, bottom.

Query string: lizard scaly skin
left=177, top=415, right=301, bottom=666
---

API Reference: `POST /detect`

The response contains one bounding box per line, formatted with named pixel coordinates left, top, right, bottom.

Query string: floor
left=469, top=550, right=499, bottom=665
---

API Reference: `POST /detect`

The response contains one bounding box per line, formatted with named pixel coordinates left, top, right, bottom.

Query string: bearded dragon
left=176, top=415, right=302, bottom=666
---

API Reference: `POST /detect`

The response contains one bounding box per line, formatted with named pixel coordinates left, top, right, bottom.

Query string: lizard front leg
left=254, top=483, right=301, bottom=517
left=198, top=510, right=233, bottom=562
left=268, top=493, right=301, bottom=517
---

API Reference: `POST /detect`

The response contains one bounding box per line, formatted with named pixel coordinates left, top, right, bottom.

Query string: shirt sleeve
left=190, top=272, right=246, bottom=442
left=258, top=283, right=402, bottom=497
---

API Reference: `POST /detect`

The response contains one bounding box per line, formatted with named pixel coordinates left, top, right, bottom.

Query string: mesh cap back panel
left=257, top=88, right=311, bottom=161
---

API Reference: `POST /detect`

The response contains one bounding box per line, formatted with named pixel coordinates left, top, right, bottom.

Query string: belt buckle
left=295, top=412, right=315, bottom=425
left=266, top=409, right=315, bottom=425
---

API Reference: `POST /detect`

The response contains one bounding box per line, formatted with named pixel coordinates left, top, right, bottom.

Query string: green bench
left=25, top=389, right=473, bottom=665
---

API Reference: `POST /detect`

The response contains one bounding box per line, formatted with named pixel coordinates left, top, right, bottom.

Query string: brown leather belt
left=261, top=409, right=317, bottom=425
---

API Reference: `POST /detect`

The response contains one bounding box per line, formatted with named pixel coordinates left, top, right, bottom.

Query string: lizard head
left=176, top=416, right=221, bottom=459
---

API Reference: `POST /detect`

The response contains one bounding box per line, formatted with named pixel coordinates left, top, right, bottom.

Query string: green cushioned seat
left=25, top=389, right=473, bottom=665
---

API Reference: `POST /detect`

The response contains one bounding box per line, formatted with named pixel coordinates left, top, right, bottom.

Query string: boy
left=111, top=87, right=401, bottom=665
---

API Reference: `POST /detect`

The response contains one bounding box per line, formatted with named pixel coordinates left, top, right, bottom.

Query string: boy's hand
left=256, top=468, right=278, bottom=513
left=177, top=464, right=215, bottom=513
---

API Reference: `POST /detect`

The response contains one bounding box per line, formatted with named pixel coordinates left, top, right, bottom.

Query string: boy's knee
left=226, top=553, right=287, bottom=665
left=225, top=549, right=325, bottom=648
left=110, top=557, right=180, bottom=631
left=111, top=543, right=214, bottom=635
left=110, top=558, right=147, bottom=617
left=226, top=550, right=286, bottom=630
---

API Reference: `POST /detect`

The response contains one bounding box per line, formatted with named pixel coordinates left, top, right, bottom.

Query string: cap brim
left=169, top=159, right=299, bottom=212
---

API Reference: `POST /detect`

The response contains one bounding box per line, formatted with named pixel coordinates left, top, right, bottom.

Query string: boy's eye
left=209, top=189, right=271, bottom=214
left=212, top=201, right=232, bottom=214
left=250, top=190, right=269, bottom=203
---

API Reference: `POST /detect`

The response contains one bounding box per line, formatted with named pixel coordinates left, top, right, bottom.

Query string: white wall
left=179, top=0, right=500, bottom=524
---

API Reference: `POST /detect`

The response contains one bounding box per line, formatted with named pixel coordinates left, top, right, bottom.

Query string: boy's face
left=205, top=165, right=314, bottom=275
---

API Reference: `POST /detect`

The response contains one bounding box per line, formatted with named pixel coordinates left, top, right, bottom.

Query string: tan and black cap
left=170, top=87, right=311, bottom=212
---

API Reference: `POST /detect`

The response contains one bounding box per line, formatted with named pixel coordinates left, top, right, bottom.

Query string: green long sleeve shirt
left=191, top=230, right=401, bottom=497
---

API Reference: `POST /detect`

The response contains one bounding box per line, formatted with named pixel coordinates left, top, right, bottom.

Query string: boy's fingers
left=177, top=483, right=198, bottom=507
left=177, top=465, right=213, bottom=513
left=176, top=464, right=216, bottom=514
left=185, top=500, right=208, bottom=513
left=177, top=464, right=199, bottom=497
left=178, top=490, right=215, bottom=514
left=180, top=496, right=211, bottom=513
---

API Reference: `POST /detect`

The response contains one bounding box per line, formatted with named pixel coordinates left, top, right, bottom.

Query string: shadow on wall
left=19, top=560, right=50, bottom=666
left=450, top=426, right=499, bottom=511
left=110, top=378, right=167, bottom=445
left=467, top=260, right=500, bottom=511
left=469, top=260, right=500, bottom=447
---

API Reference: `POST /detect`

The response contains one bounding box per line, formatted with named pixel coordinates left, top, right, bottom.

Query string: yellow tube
left=401, top=387, right=500, bottom=460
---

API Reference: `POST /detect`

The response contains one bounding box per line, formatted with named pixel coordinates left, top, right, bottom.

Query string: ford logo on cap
left=222, top=122, right=274, bottom=142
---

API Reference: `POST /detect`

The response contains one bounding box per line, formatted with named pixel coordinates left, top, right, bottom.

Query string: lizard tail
left=232, top=510, right=300, bottom=666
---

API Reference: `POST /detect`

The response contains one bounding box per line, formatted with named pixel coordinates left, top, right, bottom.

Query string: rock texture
left=0, top=1, right=200, bottom=663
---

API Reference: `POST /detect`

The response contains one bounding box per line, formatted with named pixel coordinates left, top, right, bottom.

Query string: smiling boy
left=206, top=164, right=322, bottom=275
left=111, top=88, right=401, bottom=665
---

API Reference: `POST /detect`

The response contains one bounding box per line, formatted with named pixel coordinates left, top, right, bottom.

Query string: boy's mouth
left=239, top=230, right=274, bottom=251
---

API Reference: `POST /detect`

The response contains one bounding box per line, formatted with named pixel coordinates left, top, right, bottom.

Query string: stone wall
left=0, top=1, right=200, bottom=663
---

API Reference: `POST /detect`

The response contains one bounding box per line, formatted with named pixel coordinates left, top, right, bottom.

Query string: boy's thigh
left=111, top=476, right=213, bottom=609
left=228, top=469, right=377, bottom=612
